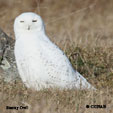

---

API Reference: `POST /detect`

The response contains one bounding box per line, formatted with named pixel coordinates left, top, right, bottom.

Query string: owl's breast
left=14, top=35, right=47, bottom=80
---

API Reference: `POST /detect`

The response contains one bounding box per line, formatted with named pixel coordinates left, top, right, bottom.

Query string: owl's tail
left=74, top=71, right=97, bottom=90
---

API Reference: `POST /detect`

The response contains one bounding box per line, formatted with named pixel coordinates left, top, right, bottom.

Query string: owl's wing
left=39, top=37, right=94, bottom=89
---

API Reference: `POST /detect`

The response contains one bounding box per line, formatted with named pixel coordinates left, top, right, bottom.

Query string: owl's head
left=14, top=12, right=45, bottom=35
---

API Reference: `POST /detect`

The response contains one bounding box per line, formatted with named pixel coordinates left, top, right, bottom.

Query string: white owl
left=14, top=12, right=95, bottom=90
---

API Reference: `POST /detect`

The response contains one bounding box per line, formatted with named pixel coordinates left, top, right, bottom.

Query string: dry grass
left=0, top=0, right=113, bottom=113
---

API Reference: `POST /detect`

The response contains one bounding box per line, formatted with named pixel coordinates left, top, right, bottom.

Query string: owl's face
left=14, top=12, right=45, bottom=34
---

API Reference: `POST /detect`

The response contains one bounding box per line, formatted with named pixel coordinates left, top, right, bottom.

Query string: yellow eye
left=20, top=21, right=24, bottom=23
left=32, top=20, right=37, bottom=22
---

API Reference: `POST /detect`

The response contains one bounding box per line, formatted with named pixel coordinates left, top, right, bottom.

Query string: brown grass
left=0, top=0, right=113, bottom=113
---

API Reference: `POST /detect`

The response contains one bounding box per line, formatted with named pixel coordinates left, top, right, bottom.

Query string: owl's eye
left=32, top=20, right=37, bottom=22
left=20, top=21, right=24, bottom=23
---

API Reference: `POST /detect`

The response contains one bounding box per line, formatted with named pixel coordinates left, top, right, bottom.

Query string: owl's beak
left=28, top=25, right=30, bottom=30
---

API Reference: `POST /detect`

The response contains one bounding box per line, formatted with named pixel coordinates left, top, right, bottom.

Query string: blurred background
left=0, top=0, right=113, bottom=49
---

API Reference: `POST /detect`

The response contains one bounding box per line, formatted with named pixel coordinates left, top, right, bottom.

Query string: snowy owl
left=14, top=12, right=95, bottom=91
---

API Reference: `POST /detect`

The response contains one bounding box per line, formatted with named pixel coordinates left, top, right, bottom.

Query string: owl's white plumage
left=14, top=12, right=95, bottom=90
